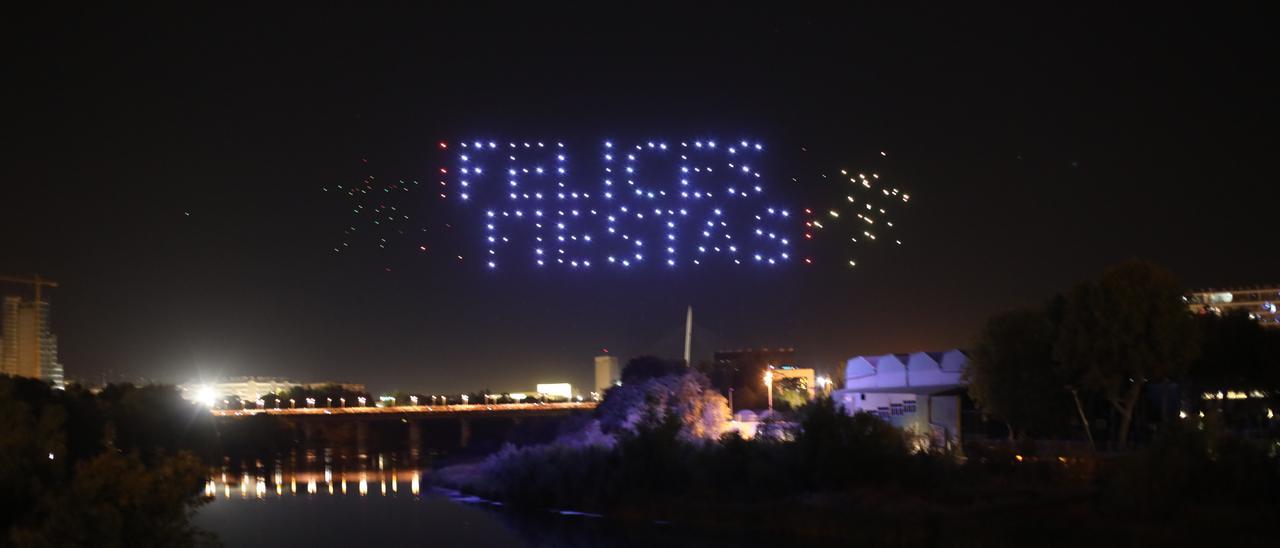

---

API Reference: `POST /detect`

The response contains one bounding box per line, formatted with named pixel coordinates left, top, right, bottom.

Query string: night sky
left=3, top=6, right=1276, bottom=394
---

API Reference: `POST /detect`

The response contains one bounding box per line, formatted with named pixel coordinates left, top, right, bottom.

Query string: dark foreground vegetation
left=0, top=375, right=219, bottom=547
left=443, top=396, right=1280, bottom=547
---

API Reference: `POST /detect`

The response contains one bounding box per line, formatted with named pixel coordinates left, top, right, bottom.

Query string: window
left=890, top=403, right=903, bottom=416
left=903, top=400, right=917, bottom=414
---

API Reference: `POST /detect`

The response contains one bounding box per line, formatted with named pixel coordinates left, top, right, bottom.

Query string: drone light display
left=449, top=139, right=802, bottom=270
left=330, top=138, right=911, bottom=272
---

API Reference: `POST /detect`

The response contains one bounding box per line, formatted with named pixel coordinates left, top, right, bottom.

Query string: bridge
left=210, top=402, right=596, bottom=418
left=211, top=402, right=598, bottom=451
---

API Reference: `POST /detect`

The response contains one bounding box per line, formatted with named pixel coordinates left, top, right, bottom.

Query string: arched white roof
left=842, top=349, right=967, bottom=391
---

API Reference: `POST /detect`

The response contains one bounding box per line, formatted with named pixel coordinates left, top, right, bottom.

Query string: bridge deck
left=210, top=402, right=597, bottom=418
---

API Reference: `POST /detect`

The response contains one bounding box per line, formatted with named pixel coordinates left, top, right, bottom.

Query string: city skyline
left=3, top=6, right=1277, bottom=394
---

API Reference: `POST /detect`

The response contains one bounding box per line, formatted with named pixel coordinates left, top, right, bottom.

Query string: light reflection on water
left=203, top=448, right=422, bottom=501
left=196, top=448, right=819, bottom=548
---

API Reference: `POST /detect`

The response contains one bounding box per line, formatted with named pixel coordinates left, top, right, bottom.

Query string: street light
left=763, top=368, right=774, bottom=412
left=816, top=375, right=833, bottom=395
left=194, top=385, right=218, bottom=407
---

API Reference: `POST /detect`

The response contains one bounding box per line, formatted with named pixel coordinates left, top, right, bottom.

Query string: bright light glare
left=195, top=385, right=218, bottom=407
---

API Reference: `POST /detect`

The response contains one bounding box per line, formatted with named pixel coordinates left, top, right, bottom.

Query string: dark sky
left=3, top=5, right=1277, bottom=394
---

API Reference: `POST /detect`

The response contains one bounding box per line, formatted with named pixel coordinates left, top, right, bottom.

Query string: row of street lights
left=200, top=386, right=592, bottom=411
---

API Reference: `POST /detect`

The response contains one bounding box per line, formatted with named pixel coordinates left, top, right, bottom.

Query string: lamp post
left=763, top=368, right=774, bottom=412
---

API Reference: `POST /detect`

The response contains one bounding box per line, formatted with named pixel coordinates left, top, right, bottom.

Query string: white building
left=831, top=349, right=968, bottom=450
left=179, top=377, right=370, bottom=404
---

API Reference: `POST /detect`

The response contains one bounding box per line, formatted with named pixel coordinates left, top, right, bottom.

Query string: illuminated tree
left=597, top=368, right=728, bottom=442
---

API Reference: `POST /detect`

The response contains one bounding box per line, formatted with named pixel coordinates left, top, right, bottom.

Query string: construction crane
left=0, top=274, right=59, bottom=379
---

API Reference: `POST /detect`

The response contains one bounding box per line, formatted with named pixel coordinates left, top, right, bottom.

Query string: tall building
left=594, top=355, right=620, bottom=395
left=1185, top=286, right=1280, bottom=327
left=709, top=347, right=797, bottom=411
left=1, top=296, right=64, bottom=388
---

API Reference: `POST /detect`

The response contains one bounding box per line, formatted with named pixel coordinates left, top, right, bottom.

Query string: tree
left=596, top=369, right=728, bottom=442
left=965, top=305, right=1073, bottom=440
left=9, top=451, right=215, bottom=547
left=1, top=376, right=215, bottom=545
left=1054, top=261, right=1200, bottom=446
left=773, top=377, right=809, bottom=411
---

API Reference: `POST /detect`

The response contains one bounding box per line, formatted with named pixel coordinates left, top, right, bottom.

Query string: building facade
left=179, top=377, right=368, bottom=404
left=831, top=350, right=968, bottom=450
left=1185, top=286, right=1280, bottom=327
left=180, top=376, right=300, bottom=403
left=1, top=296, right=64, bottom=388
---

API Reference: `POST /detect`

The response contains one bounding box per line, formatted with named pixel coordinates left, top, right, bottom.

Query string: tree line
left=966, top=260, right=1280, bottom=447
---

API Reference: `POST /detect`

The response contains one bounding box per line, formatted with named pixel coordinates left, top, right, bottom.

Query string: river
left=193, top=449, right=817, bottom=547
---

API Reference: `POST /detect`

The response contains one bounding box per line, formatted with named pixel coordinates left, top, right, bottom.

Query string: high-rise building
left=1, top=296, right=64, bottom=388
left=594, top=355, right=620, bottom=395
left=1185, top=286, right=1280, bottom=328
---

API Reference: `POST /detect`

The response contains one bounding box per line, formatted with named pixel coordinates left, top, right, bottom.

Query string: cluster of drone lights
left=800, top=167, right=910, bottom=268
left=326, top=175, right=418, bottom=254
left=445, top=139, right=796, bottom=270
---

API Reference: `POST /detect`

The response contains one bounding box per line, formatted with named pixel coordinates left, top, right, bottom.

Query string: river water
left=193, top=450, right=815, bottom=547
